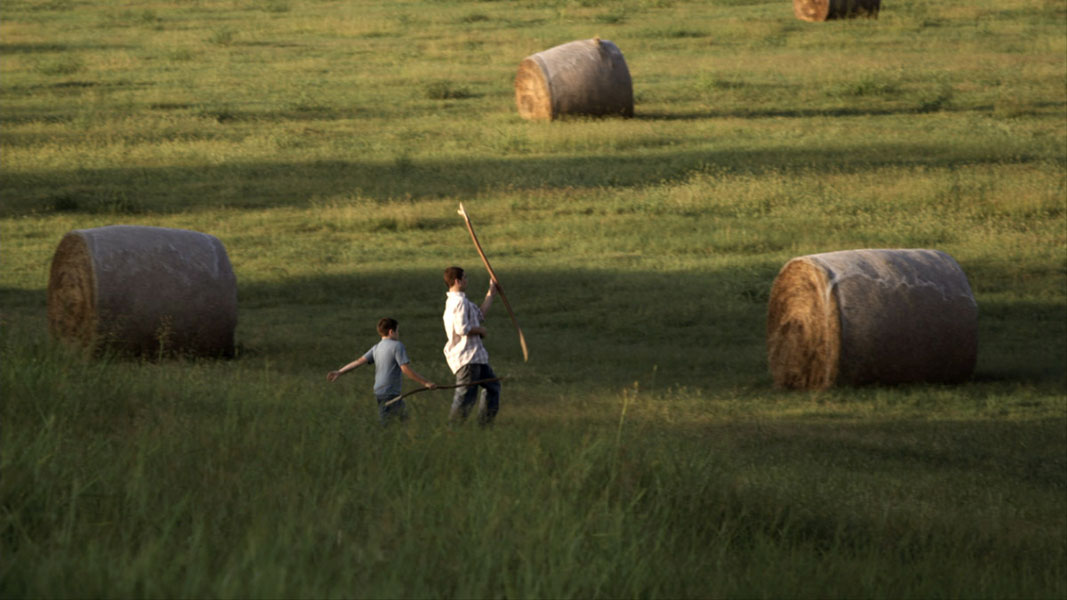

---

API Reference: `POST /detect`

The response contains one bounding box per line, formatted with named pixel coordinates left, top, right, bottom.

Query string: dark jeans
left=449, top=363, right=501, bottom=425
left=376, top=394, right=407, bottom=425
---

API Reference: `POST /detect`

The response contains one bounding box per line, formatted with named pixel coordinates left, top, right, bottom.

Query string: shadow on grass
left=121, top=260, right=1054, bottom=391
left=638, top=106, right=950, bottom=120
left=637, top=100, right=1067, bottom=121
left=0, top=42, right=133, bottom=54
left=0, top=287, right=44, bottom=312
left=2, top=141, right=1053, bottom=217
left=6, top=263, right=1063, bottom=391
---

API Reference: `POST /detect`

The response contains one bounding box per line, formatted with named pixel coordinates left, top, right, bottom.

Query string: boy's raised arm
left=479, top=281, right=497, bottom=316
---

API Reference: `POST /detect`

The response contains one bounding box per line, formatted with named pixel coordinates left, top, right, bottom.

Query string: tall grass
left=2, top=0, right=1065, bottom=597
left=3, top=333, right=1065, bottom=597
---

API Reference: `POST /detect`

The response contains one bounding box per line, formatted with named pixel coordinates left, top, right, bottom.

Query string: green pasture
left=2, top=0, right=1065, bottom=597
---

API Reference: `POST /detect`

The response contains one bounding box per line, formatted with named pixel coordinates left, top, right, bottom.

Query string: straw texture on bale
left=767, top=249, right=977, bottom=390
left=514, top=38, right=634, bottom=120
left=794, top=0, right=880, bottom=21
left=47, top=225, right=238, bottom=357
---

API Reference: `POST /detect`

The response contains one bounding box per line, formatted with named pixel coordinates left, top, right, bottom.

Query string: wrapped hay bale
left=514, top=37, right=634, bottom=120
left=47, top=225, right=238, bottom=357
left=767, top=249, right=977, bottom=390
left=794, top=0, right=881, bottom=21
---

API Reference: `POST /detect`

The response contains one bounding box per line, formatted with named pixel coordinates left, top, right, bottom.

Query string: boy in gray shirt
left=327, top=318, right=436, bottom=424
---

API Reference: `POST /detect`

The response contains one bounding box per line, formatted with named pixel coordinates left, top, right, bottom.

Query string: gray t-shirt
left=363, top=339, right=410, bottom=397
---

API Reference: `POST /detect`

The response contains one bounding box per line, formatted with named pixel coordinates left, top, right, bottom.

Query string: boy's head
left=443, top=266, right=466, bottom=290
left=377, top=317, right=399, bottom=338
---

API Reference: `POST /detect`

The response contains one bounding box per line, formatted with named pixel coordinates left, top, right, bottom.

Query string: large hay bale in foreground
left=514, top=37, right=634, bottom=120
left=767, top=249, right=977, bottom=390
left=794, top=0, right=880, bottom=21
left=47, top=225, right=237, bottom=357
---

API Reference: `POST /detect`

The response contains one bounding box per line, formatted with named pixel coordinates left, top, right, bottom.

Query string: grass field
left=2, top=0, right=1066, bottom=597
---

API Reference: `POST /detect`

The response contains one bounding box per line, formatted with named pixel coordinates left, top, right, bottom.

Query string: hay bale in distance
left=47, top=225, right=238, bottom=357
left=514, top=37, right=634, bottom=120
left=794, top=0, right=881, bottom=21
left=767, top=249, right=977, bottom=390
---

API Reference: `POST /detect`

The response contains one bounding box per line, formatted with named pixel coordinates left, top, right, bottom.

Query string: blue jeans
left=450, top=363, right=501, bottom=425
left=376, top=393, right=407, bottom=425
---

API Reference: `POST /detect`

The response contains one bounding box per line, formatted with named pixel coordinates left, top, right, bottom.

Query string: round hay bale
left=514, top=37, right=634, bottom=120
left=47, top=225, right=238, bottom=357
left=794, top=0, right=881, bottom=21
left=767, top=249, right=977, bottom=390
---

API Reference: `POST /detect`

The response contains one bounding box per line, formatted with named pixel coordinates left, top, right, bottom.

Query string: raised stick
left=457, top=202, right=529, bottom=362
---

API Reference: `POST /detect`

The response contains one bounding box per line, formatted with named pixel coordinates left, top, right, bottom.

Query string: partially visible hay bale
left=767, top=249, right=977, bottom=390
left=47, top=225, right=238, bottom=357
left=794, top=0, right=881, bottom=21
left=514, top=37, right=634, bottom=120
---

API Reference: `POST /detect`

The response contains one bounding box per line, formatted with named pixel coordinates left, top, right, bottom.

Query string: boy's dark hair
left=443, top=266, right=464, bottom=287
left=377, top=317, right=398, bottom=337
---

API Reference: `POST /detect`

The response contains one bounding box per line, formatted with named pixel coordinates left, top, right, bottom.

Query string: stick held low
left=458, top=202, right=529, bottom=362
left=383, top=377, right=505, bottom=407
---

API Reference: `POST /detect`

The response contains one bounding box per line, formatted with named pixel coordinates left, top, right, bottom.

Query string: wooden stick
left=383, top=377, right=504, bottom=407
left=457, top=202, right=530, bottom=362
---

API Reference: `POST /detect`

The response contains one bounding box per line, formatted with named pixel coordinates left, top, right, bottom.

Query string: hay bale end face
left=794, top=0, right=881, bottom=21
left=515, top=38, right=634, bottom=120
left=47, top=225, right=238, bottom=357
left=767, top=249, right=977, bottom=390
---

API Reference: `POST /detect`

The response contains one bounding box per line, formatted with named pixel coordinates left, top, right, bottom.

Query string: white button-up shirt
left=442, top=291, right=489, bottom=373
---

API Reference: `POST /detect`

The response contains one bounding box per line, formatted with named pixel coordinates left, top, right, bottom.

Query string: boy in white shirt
left=442, top=266, right=502, bottom=425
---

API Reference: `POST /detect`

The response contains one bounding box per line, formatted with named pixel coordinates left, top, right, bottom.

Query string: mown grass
left=2, top=0, right=1066, bottom=598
